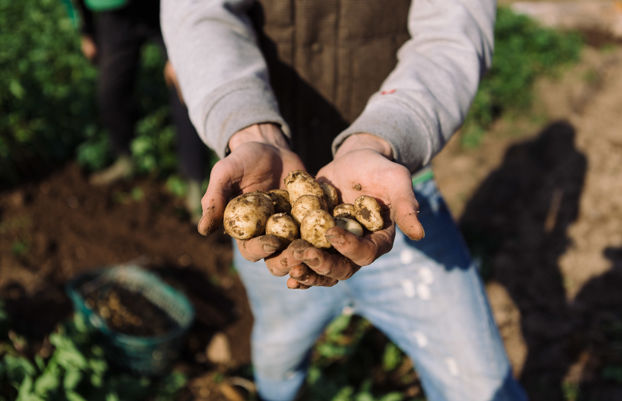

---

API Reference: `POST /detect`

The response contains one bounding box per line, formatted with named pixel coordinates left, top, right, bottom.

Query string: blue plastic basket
left=66, top=264, right=195, bottom=376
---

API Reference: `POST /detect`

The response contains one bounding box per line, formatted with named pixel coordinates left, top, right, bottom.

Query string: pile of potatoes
left=222, top=170, right=385, bottom=248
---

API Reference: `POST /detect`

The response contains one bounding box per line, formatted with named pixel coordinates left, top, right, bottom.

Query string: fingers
left=390, top=189, right=425, bottom=241
left=325, top=226, right=395, bottom=266
left=287, top=278, right=310, bottom=290
left=268, top=239, right=358, bottom=285
left=295, top=246, right=361, bottom=281
left=288, top=264, right=338, bottom=287
left=197, top=163, right=236, bottom=236
left=237, top=235, right=284, bottom=262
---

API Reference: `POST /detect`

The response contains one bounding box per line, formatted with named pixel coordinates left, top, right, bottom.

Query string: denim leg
left=233, top=246, right=348, bottom=401
left=344, top=180, right=527, bottom=401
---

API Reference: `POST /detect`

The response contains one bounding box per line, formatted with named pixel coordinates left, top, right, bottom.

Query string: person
left=74, top=0, right=206, bottom=220
left=162, top=0, right=528, bottom=400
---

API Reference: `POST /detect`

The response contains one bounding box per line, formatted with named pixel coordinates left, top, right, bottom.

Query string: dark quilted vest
left=249, top=0, right=411, bottom=173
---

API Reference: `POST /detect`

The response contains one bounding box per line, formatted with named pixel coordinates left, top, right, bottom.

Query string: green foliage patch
left=0, top=0, right=98, bottom=185
left=302, top=315, right=420, bottom=401
left=461, top=7, right=583, bottom=147
left=1, top=0, right=205, bottom=187
left=0, top=304, right=186, bottom=401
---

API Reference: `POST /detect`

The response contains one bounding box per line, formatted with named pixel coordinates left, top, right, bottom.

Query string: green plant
left=302, top=316, right=419, bottom=401
left=0, top=0, right=98, bottom=186
left=1, top=0, right=193, bottom=185
left=0, top=314, right=186, bottom=401
left=461, top=7, right=583, bottom=147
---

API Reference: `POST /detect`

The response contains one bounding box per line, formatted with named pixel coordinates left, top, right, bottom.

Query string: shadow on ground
left=460, top=120, right=584, bottom=398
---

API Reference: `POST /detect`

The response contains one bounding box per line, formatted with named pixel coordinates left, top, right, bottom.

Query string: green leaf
left=378, top=393, right=404, bottom=401
left=105, top=393, right=120, bottom=401
left=326, top=314, right=352, bottom=338
left=9, top=80, right=25, bottom=99
left=66, top=390, right=87, bottom=401
left=33, top=365, right=61, bottom=395
left=3, top=354, right=36, bottom=384
left=16, top=375, right=44, bottom=401
left=382, top=342, right=403, bottom=372
left=63, top=368, right=82, bottom=390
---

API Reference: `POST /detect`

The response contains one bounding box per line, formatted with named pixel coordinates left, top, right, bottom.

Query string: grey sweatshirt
left=161, top=0, right=496, bottom=173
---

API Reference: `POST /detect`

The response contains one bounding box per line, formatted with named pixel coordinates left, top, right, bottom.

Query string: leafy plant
left=1, top=0, right=195, bottom=186
left=0, top=0, right=99, bottom=186
left=302, top=315, right=420, bottom=401
left=0, top=313, right=186, bottom=401
left=461, top=7, right=583, bottom=147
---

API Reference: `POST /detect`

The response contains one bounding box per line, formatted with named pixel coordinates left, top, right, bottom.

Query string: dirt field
left=434, top=40, right=622, bottom=399
left=2, top=24, right=622, bottom=401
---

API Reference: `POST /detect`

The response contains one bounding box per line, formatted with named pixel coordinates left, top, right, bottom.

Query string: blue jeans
left=234, top=179, right=527, bottom=401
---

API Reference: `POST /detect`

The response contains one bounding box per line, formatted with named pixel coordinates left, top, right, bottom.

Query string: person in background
left=74, top=0, right=206, bottom=221
left=162, top=0, right=529, bottom=400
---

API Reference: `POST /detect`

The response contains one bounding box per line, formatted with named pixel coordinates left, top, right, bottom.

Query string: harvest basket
left=66, top=264, right=194, bottom=375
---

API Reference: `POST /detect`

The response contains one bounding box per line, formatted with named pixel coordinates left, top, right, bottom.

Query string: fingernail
left=263, top=244, right=278, bottom=253
left=326, top=234, right=345, bottom=247
left=305, top=257, right=320, bottom=267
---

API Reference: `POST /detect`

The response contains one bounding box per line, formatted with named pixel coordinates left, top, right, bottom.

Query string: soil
left=0, top=167, right=251, bottom=400
left=2, top=25, right=622, bottom=401
left=81, top=284, right=178, bottom=337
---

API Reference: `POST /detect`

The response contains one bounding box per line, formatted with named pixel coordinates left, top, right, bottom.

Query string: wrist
left=335, top=133, right=394, bottom=159
left=228, top=123, right=289, bottom=152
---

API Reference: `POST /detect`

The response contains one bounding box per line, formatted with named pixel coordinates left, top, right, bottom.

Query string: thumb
left=197, top=168, right=235, bottom=236
left=390, top=190, right=425, bottom=241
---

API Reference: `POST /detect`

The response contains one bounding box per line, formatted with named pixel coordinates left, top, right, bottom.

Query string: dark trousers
left=94, top=3, right=205, bottom=181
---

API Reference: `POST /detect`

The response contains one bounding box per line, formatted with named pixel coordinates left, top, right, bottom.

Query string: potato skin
left=268, top=189, right=291, bottom=213
left=266, top=213, right=299, bottom=243
left=284, top=170, right=324, bottom=204
left=332, top=203, right=356, bottom=218
left=335, top=216, right=364, bottom=237
left=354, top=195, right=384, bottom=232
left=319, top=181, right=340, bottom=210
left=300, top=209, right=335, bottom=248
left=223, top=191, right=274, bottom=240
left=291, top=194, right=326, bottom=224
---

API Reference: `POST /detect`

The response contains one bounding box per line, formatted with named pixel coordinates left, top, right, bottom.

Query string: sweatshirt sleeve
left=332, top=0, right=496, bottom=173
left=160, top=0, right=289, bottom=158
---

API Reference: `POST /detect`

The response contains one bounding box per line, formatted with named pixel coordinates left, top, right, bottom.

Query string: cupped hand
left=283, top=133, right=425, bottom=288
left=197, top=124, right=305, bottom=265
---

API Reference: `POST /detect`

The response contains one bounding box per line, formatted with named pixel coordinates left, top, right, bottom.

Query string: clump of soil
left=82, top=284, right=178, bottom=337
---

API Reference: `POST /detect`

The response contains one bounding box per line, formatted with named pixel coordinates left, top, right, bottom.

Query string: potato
left=332, top=203, right=356, bottom=218
left=300, top=209, right=335, bottom=248
left=291, top=194, right=326, bottom=224
left=354, top=195, right=384, bottom=232
left=284, top=170, right=324, bottom=204
left=268, top=189, right=291, bottom=213
left=223, top=191, right=274, bottom=239
left=335, top=216, right=364, bottom=237
left=319, top=181, right=340, bottom=210
left=266, top=213, right=299, bottom=243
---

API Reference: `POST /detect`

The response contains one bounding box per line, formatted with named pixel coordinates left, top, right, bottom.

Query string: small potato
left=354, top=195, right=384, bottom=232
left=284, top=170, right=324, bottom=204
left=335, top=216, right=364, bottom=237
left=291, top=194, right=326, bottom=224
left=223, top=191, right=274, bottom=240
left=319, top=181, right=340, bottom=210
left=266, top=213, right=299, bottom=243
left=300, top=209, right=335, bottom=248
left=332, top=203, right=356, bottom=218
left=268, top=189, right=291, bottom=213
